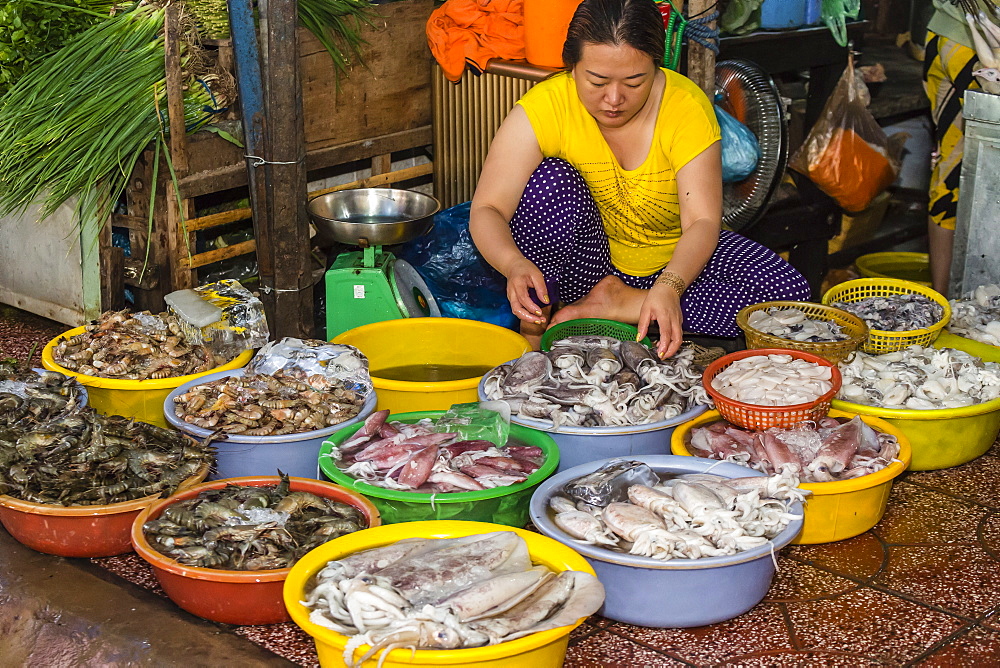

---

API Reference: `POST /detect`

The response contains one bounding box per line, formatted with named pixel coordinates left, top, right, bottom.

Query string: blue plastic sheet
left=397, top=202, right=518, bottom=330
left=716, top=104, right=761, bottom=183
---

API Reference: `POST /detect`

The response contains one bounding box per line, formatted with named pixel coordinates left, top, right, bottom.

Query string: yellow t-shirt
left=517, top=68, right=721, bottom=277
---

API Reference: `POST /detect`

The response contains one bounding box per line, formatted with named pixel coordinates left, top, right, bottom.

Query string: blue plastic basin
left=477, top=374, right=709, bottom=473
left=164, top=369, right=377, bottom=480
left=529, top=455, right=804, bottom=628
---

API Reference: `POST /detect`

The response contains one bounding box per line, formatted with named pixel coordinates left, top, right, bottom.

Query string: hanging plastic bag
left=789, top=55, right=906, bottom=213
left=821, top=0, right=860, bottom=47
left=720, top=0, right=763, bottom=35
left=716, top=104, right=761, bottom=183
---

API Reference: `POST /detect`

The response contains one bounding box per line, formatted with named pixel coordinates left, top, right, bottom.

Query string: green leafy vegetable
left=0, top=0, right=116, bottom=98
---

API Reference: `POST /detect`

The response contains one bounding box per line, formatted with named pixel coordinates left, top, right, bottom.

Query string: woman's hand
left=637, top=283, right=684, bottom=359
left=506, top=257, right=549, bottom=324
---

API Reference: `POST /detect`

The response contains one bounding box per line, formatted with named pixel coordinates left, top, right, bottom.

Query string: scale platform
left=308, top=188, right=442, bottom=339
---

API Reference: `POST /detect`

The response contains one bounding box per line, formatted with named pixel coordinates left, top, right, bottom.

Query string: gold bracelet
left=654, top=270, right=686, bottom=296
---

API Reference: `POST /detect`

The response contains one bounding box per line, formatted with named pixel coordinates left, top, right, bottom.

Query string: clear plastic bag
left=716, top=104, right=761, bottom=183
left=247, top=337, right=373, bottom=395
left=432, top=401, right=511, bottom=447
left=165, top=279, right=269, bottom=360
left=789, top=55, right=907, bottom=213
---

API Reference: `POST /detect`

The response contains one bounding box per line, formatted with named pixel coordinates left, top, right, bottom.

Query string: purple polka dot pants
left=509, top=158, right=811, bottom=337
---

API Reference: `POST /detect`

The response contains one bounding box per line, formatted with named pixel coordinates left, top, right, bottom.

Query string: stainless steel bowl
left=308, top=188, right=441, bottom=247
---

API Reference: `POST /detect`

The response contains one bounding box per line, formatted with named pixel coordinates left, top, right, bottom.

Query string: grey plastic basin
left=477, top=373, right=709, bottom=472
left=164, top=368, right=377, bottom=480
left=529, top=455, right=804, bottom=627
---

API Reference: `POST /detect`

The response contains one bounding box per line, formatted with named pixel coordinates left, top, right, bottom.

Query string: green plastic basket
left=319, top=411, right=559, bottom=526
left=541, top=318, right=652, bottom=351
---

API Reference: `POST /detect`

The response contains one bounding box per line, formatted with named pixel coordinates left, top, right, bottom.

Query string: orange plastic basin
left=131, top=476, right=381, bottom=626
left=0, top=464, right=208, bottom=558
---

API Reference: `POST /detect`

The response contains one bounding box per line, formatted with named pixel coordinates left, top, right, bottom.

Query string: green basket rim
left=318, top=410, right=559, bottom=503
left=540, top=317, right=652, bottom=351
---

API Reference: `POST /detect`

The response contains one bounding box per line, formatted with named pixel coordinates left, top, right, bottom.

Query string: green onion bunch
left=186, top=0, right=231, bottom=39
left=298, top=0, right=379, bottom=79
left=0, top=3, right=223, bottom=227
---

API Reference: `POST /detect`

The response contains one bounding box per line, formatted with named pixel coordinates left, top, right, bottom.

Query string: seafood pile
left=746, top=307, right=848, bottom=342
left=687, top=416, right=901, bottom=482
left=832, top=293, right=943, bottom=332
left=482, top=337, right=709, bottom=428
left=172, top=370, right=366, bottom=435
left=143, top=475, right=367, bottom=570
left=838, top=346, right=1000, bottom=409
left=0, top=409, right=213, bottom=505
left=0, top=367, right=86, bottom=428
left=53, top=309, right=232, bottom=380
left=331, top=410, right=545, bottom=492
left=949, top=284, right=1000, bottom=345
left=546, top=460, right=804, bottom=560
left=302, top=531, right=605, bottom=667
left=711, top=353, right=835, bottom=406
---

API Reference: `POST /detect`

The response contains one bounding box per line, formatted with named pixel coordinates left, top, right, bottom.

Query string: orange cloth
left=426, top=0, right=525, bottom=82
left=806, top=127, right=896, bottom=213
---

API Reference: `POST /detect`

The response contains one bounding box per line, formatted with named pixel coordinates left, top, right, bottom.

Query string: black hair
left=562, top=0, right=666, bottom=69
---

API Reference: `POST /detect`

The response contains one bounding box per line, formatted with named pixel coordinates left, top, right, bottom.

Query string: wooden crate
left=113, top=0, right=434, bottom=312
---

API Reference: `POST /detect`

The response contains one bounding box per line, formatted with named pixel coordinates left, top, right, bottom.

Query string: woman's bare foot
left=549, top=276, right=647, bottom=326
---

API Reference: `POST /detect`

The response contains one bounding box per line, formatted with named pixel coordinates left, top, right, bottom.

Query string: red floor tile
left=982, top=608, right=1000, bottom=632
left=785, top=586, right=967, bottom=663
left=766, top=557, right=866, bottom=601
left=234, top=623, right=319, bottom=667
left=981, top=510, right=1000, bottom=559
left=917, top=625, right=1000, bottom=666
left=785, top=531, right=887, bottom=581
left=874, top=544, right=1000, bottom=618
left=906, top=445, right=1000, bottom=508
left=564, top=630, right=686, bottom=667
left=607, top=602, right=793, bottom=665
left=713, top=649, right=888, bottom=666
left=873, top=481, right=989, bottom=545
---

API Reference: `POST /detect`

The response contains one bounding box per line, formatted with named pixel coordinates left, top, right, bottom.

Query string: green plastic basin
left=319, top=411, right=559, bottom=527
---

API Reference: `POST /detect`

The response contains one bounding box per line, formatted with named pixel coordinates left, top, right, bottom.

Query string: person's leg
left=509, top=158, right=613, bottom=346
left=509, top=158, right=611, bottom=307
left=556, top=231, right=810, bottom=338
left=924, top=33, right=979, bottom=296
left=677, top=231, right=811, bottom=337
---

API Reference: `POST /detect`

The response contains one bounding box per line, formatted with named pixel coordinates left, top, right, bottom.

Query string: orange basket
left=736, top=301, right=869, bottom=364
left=702, top=348, right=841, bottom=430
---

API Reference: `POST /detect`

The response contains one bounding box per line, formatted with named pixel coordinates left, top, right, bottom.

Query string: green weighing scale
left=308, top=188, right=443, bottom=339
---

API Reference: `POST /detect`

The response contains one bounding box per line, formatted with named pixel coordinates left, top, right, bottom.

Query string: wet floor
left=3, top=305, right=999, bottom=666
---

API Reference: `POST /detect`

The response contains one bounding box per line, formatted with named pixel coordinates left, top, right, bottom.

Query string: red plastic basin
left=131, top=475, right=381, bottom=625
left=0, top=464, right=209, bottom=558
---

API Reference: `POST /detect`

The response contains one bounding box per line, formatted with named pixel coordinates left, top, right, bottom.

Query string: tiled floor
left=4, top=305, right=1000, bottom=666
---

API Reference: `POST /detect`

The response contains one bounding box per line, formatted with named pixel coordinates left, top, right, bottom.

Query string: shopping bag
left=716, top=104, right=761, bottom=183
left=789, top=54, right=906, bottom=213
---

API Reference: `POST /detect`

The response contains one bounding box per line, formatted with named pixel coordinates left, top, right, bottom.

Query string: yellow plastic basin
left=671, top=409, right=912, bottom=544
left=831, top=396, right=1000, bottom=471
left=41, top=326, right=253, bottom=428
left=935, top=330, right=1000, bottom=363
left=854, top=251, right=931, bottom=286
left=283, top=520, right=596, bottom=668
left=332, top=318, right=530, bottom=413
